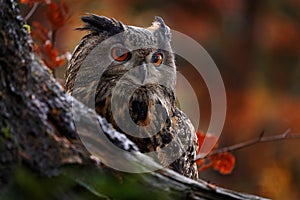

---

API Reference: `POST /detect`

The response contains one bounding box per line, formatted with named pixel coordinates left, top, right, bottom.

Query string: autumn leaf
left=210, top=152, right=236, bottom=175
left=196, top=131, right=236, bottom=175
left=22, top=0, right=70, bottom=72
left=46, top=0, right=69, bottom=30
left=196, top=130, right=219, bottom=155
left=41, top=40, right=67, bottom=70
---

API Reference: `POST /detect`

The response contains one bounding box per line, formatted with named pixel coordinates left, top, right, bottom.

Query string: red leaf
left=210, top=152, right=236, bottom=175
left=46, top=1, right=69, bottom=30
left=41, top=40, right=66, bottom=70
left=196, top=131, right=236, bottom=175
left=196, top=131, right=219, bottom=155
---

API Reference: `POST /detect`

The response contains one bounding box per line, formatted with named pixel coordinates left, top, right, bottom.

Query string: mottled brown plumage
left=65, top=14, right=198, bottom=179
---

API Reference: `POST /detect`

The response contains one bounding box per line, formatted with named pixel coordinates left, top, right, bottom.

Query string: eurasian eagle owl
left=65, top=14, right=198, bottom=179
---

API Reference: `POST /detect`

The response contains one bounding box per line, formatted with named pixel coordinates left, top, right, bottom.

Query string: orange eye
left=111, top=47, right=131, bottom=62
left=151, top=52, right=163, bottom=67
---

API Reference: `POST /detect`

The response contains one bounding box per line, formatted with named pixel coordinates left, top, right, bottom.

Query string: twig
left=24, top=3, right=40, bottom=22
left=196, top=129, right=300, bottom=161
left=51, top=29, right=57, bottom=47
left=50, top=29, right=57, bottom=78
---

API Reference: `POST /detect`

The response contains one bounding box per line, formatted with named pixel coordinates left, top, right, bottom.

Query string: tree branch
left=24, top=2, right=40, bottom=21
left=196, top=129, right=300, bottom=160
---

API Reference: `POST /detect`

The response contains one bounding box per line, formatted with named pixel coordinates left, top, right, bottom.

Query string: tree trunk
left=0, top=1, right=269, bottom=199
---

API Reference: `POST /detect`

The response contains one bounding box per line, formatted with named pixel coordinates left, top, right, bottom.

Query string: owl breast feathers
left=65, top=14, right=199, bottom=179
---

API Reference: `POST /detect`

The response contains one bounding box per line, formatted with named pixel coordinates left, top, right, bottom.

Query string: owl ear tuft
left=153, top=16, right=171, bottom=41
left=76, top=14, right=126, bottom=36
left=154, top=16, right=167, bottom=29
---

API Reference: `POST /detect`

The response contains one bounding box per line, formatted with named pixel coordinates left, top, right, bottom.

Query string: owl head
left=65, top=15, right=176, bottom=98
left=65, top=15, right=178, bottom=139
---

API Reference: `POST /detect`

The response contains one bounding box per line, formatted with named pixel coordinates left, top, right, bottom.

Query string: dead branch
left=196, top=129, right=300, bottom=161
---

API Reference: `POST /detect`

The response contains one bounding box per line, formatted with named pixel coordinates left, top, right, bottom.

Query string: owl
left=65, top=14, right=198, bottom=179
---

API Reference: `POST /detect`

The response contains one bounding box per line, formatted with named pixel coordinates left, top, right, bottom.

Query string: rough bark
left=0, top=1, right=269, bottom=199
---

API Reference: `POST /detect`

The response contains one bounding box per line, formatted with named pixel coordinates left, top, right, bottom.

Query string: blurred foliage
left=1, top=167, right=99, bottom=200
left=1, top=166, right=169, bottom=200
left=65, top=166, right=169, bottom=200
left=20, top=0, right=300, bottom=199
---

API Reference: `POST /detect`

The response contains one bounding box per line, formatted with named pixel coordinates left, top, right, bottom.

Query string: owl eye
left=111, top=47, right=131, bottom=62
left=151, top=52, right=163, bottom=67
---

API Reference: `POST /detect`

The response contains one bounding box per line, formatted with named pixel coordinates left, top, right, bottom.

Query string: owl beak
left=140, top=62, right=147, bottom=84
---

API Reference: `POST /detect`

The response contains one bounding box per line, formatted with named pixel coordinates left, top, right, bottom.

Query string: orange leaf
left=41, top=40, right=66, bottom=70
left=210, top=152, right=236, bottom=175
left=46, top=1, right=69, bottom=29
left=196, top=131, right=219, bottom=155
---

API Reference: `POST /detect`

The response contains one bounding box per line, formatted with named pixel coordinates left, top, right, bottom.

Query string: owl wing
left=168, top=108, right=198, bottom=179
